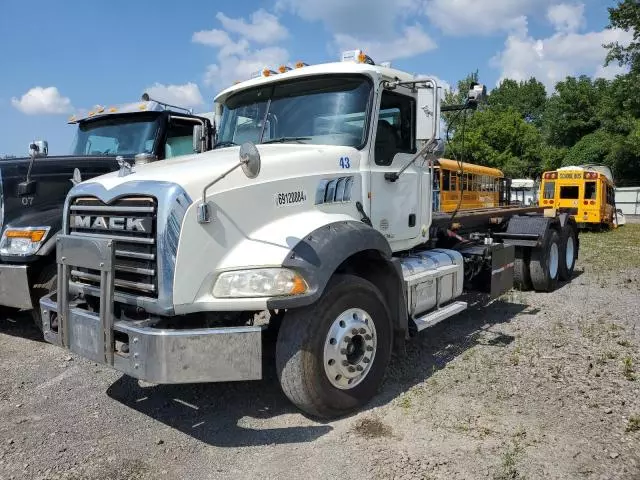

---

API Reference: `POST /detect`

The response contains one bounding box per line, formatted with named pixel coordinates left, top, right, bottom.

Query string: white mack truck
left=39, top=51, right=579, bottom=418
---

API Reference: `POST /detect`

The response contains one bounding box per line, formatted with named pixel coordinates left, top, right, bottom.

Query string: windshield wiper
left=262, top=136, right=311, bottom=144
left=214, top=141, right=238, bottom=148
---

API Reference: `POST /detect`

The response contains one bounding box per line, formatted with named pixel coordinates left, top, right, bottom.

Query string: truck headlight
left=0, top=227, right=50, bottom=256
left=213, top=268, right=308, bottom=298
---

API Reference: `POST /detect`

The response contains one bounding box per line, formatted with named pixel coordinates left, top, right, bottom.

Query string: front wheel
left=275, top=274, right=392, bottom=418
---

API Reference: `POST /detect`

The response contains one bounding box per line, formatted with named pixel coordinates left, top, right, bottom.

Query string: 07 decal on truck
left=275, top=190, right=308, bottom=207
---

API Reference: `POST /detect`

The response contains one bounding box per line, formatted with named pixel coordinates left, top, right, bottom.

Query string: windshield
left=218, top=75, right=372, bottom=148
left=71, top=114, right=160, bottom=156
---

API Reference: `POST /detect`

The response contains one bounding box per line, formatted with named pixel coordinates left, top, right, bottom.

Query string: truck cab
left=0, top=98, right=214, bottom=325
left=39, top=51, right=578, bottom=418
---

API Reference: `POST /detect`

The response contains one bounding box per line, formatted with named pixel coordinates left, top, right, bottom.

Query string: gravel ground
left=0, top=225, right=639, bottom=480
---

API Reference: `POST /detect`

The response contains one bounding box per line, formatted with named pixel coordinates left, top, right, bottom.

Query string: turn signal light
left=5, top=229, right=47, bottom=242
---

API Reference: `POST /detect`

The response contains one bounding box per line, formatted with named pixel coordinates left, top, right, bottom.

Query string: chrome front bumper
left=39, top=235, right=262, bottom=384
left=0, top=264, right=33, bottom=309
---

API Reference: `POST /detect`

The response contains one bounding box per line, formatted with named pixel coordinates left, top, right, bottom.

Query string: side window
left=165, top=120, right=198, bottom=159
left=442, top=171, right=450, bottom=191
left=375, top=91, right=415, bottom=166
left=451, top=173, right=458, bottom=192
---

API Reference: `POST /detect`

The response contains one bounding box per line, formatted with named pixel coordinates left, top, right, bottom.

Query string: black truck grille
left=68, top=196, right=158, bottom=299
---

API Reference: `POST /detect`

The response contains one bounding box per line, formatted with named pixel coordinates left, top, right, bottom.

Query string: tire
left=513, top=247, right=532, bottom=291
left=30, top=262, right=57, bottom=332
left=275, top=274, right=392, bottom=418
left=558, top=224, right=577, bottom=281
left=530, top=229, right=561, bottom=292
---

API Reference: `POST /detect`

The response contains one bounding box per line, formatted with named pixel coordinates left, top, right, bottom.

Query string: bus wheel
left=514, top=247, right=532, bottom=291
left=529, top=229, right=561, bottom=292
left=558, top=225, right=577, bottom=281
left=275, top=274, right=392, bottom=418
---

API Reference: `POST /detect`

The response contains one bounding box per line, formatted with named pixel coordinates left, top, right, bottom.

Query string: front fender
left=267, top=220, right=393, bottom=309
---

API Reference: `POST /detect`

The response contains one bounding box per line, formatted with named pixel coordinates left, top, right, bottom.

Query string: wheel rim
left=323, top=308, right=377, bottom=390
left=549, top=242, right=559, bottom=279
left=565, top=236, right=575, bottom=270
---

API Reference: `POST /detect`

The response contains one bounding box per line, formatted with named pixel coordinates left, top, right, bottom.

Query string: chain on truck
left=39, top=50, right=580, bottom=418
left=0, top=97, right=215, bottom=328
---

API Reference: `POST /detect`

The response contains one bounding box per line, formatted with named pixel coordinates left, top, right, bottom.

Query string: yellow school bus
left=433, top=158, right=506, bottom=213
left=539, top=164, right=616, bottom=229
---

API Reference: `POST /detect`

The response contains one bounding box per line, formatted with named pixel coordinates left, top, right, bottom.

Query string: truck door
left=369, top=89, right=422, bottom=244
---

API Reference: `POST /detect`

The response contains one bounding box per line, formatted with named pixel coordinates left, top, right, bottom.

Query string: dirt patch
left=350, top=416, right=394, bottom=439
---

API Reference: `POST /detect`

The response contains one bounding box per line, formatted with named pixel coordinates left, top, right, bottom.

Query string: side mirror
left=416, top=87, right=440, bottom=141
left=28, top=140, right=48, bottom=158
left=192, top=125, right=204, bottom=154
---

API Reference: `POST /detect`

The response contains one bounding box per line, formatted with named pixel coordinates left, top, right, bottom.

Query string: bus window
left=543, top=181, right=555, bottom=199
left=451, top=174, right=458, bottom=191
left=442, top=171, right=450, bottom=191
left=560, top=186, right=579, bottom=199
left=584, top=182, right=597, bottom=200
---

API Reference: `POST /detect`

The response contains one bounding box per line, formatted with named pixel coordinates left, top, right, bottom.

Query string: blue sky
left=0, top=0, right=629, bottom=156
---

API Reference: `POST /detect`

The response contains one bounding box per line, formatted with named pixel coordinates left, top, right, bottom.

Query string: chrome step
left=412, top=301, right=468, bottom=332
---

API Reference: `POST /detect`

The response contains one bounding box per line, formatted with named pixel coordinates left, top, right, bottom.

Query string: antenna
left=141, top=93, right=193, bottom=115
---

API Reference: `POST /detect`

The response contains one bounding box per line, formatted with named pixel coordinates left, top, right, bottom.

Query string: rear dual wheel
left=558, top=225, right=577, bottom=281
left=530, top=229, right=560, bottom=292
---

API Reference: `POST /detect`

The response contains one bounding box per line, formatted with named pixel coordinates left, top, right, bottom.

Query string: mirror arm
left=384, top=137, right=438, bottom=183
left=197, top=159, right=249, bottom=223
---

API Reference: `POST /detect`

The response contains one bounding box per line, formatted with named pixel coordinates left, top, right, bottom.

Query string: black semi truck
left=0, top=97, right=215, bottom=327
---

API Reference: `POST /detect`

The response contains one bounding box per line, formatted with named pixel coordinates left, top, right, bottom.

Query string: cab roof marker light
left=262, top=68, right=277, bottom=77
left=341, top=49, right=375, bottom=65
left=295, top=61, right=309, bottom=68
left=278, top=65, right=292, bottom=73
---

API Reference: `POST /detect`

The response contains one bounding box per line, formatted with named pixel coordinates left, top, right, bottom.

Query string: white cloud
left=277, top=0, right=435, bottom=61
left=334, top=25, right=436, bottom=62
left=276, top=0, right=423, bottom=38
left=194, top=9, right=291, bottom=89
left=215, top=9, right=288, bottom=44
left=11, top=86, right=72, bottom=115
left=424, top=0, right=554, bottom=36
left=547, top=3, right=586, bottom=33
left=143, top=82, right=204, bottom=108
left=204, top=47, right=290, bottom=88
left=492, top=26, right=633, bottom=91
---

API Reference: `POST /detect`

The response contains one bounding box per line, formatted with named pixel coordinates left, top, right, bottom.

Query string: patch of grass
left=494, top=441, right=523, bottom=480
left=579, top=224, right=640, bottom=272
left=623, top=356, right=636, bottom=381
left=351, top=416, right=393, bottom=439
left=626, top=415, right=640, bottom=433
left=397, top=395, right=412, bottom=410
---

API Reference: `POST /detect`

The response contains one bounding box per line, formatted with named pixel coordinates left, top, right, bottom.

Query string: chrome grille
left=68, top=196, right=158, bottom=298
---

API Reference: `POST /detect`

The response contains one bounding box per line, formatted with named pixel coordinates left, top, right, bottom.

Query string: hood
left=80, top=144, right=360, bottom=201
left=0, top=155, right=120, bottom=231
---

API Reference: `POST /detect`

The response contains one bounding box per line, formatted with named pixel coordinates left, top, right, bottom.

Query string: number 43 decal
left=339, top=156, right=351, bottom=169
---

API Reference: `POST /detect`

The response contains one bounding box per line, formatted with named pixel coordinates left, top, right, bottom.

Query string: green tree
left=542, top=76, right=609, bottom=148
left=605, top=0, right=640, bottom=73
left=445, top=108, right=546, bottom=178
left=488, top=78, right=547, bottom=125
